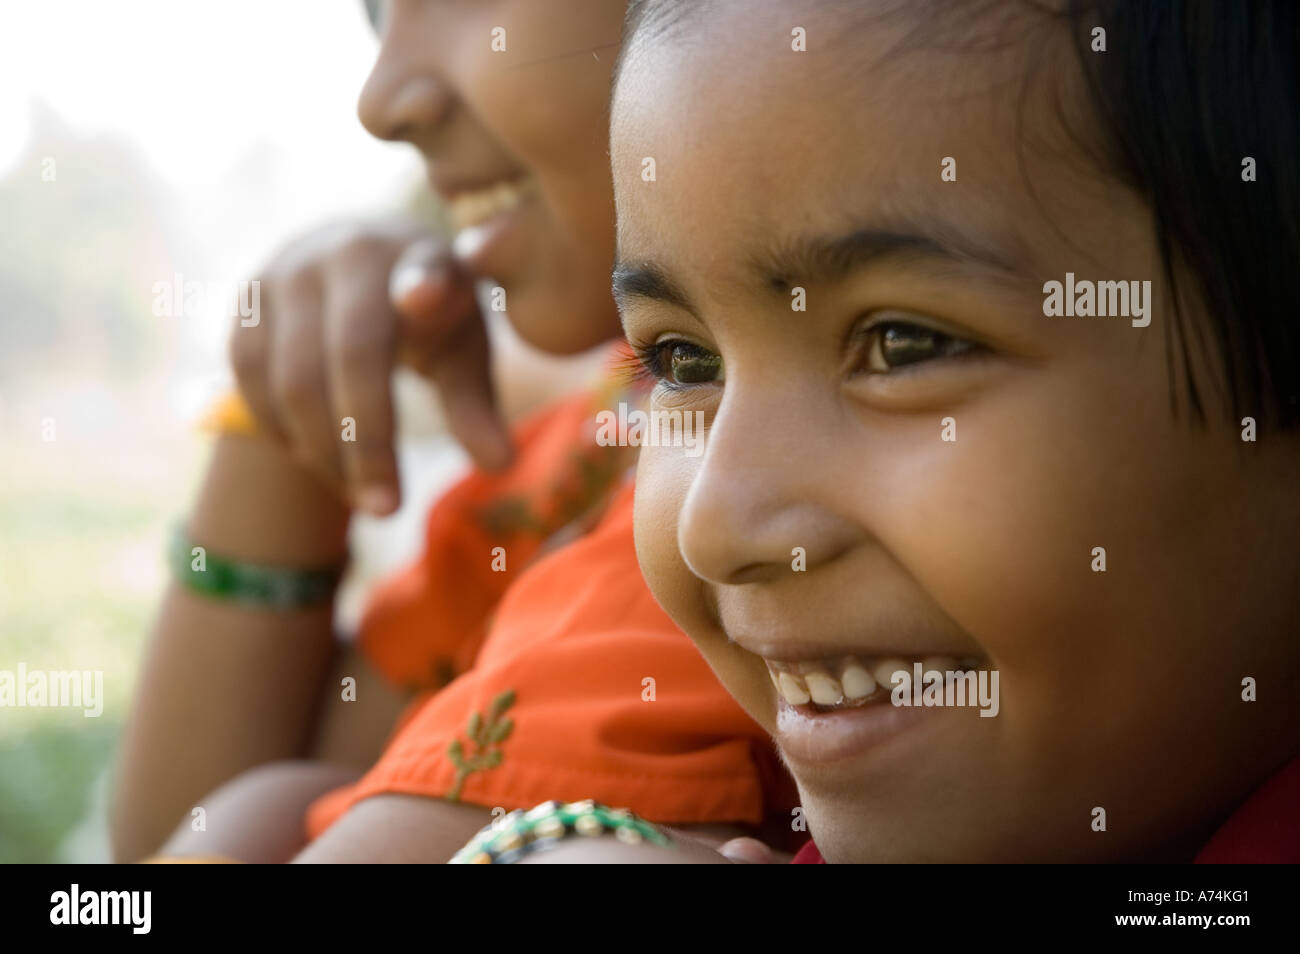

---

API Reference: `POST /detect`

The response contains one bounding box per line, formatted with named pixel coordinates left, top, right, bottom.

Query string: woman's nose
left=356, top=22, right=454, bottom=142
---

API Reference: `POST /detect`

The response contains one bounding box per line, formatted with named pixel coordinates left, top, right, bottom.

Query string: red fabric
left=354, top=387, right=613, bottom=690
left=790, top=752, right=1300, bottom=863
left=790, top=840, right=826, bottom=864
left=304, top=359, right=799, bottom=838
left=1194, top=753, right=1300, bottom=863
left=307, top=481, right=793, bottom=833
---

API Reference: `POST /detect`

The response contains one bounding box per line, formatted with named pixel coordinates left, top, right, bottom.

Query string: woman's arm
left=292, top=794, right=765, bottom=864
left=111, top=219, right=521, bottom=862
left=111, top=434, right=370, bottom=862
left=516, top=838, right=735, bottom=864
left=291, top=794, right=495, bottom=863
left=156, top=760, right=363, bottom=864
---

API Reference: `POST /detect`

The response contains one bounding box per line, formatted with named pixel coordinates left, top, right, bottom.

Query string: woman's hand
left=228, top=220, right=514, bottom=517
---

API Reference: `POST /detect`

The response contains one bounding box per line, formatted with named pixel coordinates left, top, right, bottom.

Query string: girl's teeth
left=922, top=655, right=958, bottom=675
left=777, top=671, right=811, bottom=706
left=872, top=658, right=910, bottom=689
left=767, top=652, right=986, bottom=710
left=804, top=671, right=843, bottom=706
left=840, top=664, right=877, bottom=700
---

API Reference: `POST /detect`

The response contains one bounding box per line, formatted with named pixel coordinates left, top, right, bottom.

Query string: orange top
left=277, top=361, right=796, bottom=837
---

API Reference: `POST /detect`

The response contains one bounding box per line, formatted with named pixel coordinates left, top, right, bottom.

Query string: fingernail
left=390, top=263, right=447, bottom=306
left=717, top=838, right=773, bottom=864
left=451, top=224, right=491, bottom=262
left=358, top=485, right=398, bottom=516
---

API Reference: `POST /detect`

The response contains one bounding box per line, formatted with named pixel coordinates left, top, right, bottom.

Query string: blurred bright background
left=0, top=0, right=427, bottom=862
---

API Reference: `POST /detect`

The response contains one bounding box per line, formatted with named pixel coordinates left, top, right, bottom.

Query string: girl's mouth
left=765, top=652, right=990, bottom=766
left=765, top=654, right=984, bottom=712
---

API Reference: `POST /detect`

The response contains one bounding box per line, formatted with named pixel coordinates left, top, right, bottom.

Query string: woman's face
left=358, top=0, right=625, bottom=353
left=613, top=0, right=1300, bottom=861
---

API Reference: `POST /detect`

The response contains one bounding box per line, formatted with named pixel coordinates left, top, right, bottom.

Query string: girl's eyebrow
left=612, top=217, right=1035, bottom=313
left=750, top=219, right=1032, bottom=291
left=611, top=261, right=695, bottom=312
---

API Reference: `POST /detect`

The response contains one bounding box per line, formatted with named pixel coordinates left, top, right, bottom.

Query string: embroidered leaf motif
left=445, top=689, right=518, bottom=803
left=488, top=689, right=516, bottom=721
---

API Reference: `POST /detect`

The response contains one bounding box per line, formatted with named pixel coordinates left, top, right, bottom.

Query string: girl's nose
left=676, top=385, right=858, bottom=586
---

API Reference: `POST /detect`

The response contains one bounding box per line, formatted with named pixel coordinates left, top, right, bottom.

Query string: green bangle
left=169, top=524, right=345, bottom=610
left=448, top=800, right=674, bottom=864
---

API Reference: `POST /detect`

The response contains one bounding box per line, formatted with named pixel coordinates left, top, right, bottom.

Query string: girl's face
left=614, top=0, right=1300, bottom=862
left=359, top=0, right=625, bottom=352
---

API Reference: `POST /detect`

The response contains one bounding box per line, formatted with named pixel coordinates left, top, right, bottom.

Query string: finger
left=426, top=307, right=515, bottom=473
left=228, top=284, right=287, bottom=441
left=323, top=267, right=401, bottom=516
left=269, top=275, right=347, bottom=496
left=389, top=241, right=514, bottom=472
left=390, top=239, right=488, bottom=352
left=388, top=238, right=463, bottom=379
left=389, top=238, right=457, bottom=333
left=716, top=837, right=776, bottom=864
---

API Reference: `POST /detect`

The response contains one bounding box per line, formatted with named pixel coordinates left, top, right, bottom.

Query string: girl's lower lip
left=774, top=697, right=939, bottom=766
left=450, top=195, right=534, bottom=278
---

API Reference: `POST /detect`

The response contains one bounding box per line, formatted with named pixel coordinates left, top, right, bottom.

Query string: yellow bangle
left=198, top=391, right=260, bottom=438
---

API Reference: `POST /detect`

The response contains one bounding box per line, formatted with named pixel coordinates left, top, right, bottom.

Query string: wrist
left=449, top=800, right=674, bottom=865
left=188, top=435, right=351, bottom=566
left=169, top=523, right=345, bottom=610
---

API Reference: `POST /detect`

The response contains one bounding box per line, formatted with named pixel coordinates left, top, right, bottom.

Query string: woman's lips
left=445, top=177, right=537, bottom=231
left=446, top=177, right=538, bottom=277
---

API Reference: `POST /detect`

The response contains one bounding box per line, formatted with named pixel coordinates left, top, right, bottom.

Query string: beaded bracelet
left=168, top=524, right=346, bottom=610
left=448, top=800, right=674, bottom=864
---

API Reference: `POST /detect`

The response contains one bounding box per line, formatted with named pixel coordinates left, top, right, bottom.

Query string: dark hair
left=620, top=0, right=1300, bottom=429
left=1072, top=0, right=1300, bottom=429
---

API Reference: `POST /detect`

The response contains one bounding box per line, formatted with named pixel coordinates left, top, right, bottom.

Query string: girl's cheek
left=632, top=445, right=699, bottom=623
left=633, top=444, right=776, bottom=728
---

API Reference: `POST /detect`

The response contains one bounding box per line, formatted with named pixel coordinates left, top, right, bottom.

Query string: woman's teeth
left=447, top=178, right=536, bottom=231
left=766, top=654, right=983, bottom=710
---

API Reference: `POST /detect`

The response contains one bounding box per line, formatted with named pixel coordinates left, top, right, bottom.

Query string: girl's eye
left=669, top=341, right=723, bottom=383
left=636, top=339, right=724, bottom=386
left=862, top=321, right=975, bottom=373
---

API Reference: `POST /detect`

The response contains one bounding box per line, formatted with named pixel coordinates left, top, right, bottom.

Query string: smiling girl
left=569, top=0, right=1300, bottom=862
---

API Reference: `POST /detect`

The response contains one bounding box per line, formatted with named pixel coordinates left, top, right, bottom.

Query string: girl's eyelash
left=618, top=320, right=981, bottom=389
left=621, top=338, right=721, bottom=390
left=852, top=319, right=983, bottom=372
left=616, top=341, right=669, bottom=387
